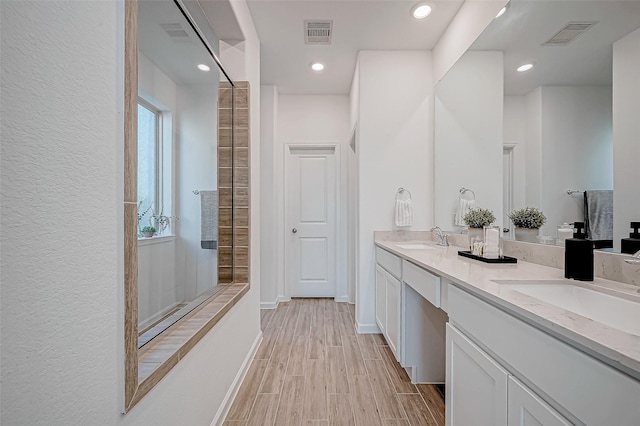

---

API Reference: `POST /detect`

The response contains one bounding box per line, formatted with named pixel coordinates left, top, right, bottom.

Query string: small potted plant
left=141, top=225, right=156, bottom=238
left=463, top=208, right=496, bottom=249
left=508, top=207, right=546, bottom=243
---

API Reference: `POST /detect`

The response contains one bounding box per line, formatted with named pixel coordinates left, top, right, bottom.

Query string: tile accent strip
left=218, top=82, right=250, bottom=284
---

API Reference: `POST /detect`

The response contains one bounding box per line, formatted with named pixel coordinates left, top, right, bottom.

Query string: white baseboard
left=260, top=299, right=279, bottom=309
left=210, top=330, right=263, bottom=426
left=263, top=297, right=352, bottom=307
left=356, top=321, right=381, bottom=334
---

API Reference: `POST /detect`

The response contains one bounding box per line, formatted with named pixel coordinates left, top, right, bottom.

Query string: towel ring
left=396, top=187, right=412, bottom=200
left=459, top=187, right=475, bottom=200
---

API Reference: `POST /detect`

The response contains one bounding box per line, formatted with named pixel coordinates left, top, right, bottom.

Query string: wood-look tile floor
left=224, top=298, right=445, bottom=426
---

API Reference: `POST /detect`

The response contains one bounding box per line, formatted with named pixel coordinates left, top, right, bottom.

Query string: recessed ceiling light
left=311, top=62, right=325, bottom=72
left=197, top=64, right=210, bottom=72
left=517, top=63, right=535, bottom=72
left=411, top=2, right=432, bottom=19
left=495, top=6, right=507, bottom=18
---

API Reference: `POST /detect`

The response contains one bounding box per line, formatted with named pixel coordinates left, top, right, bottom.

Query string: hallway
left=224, top=299, right=445, bottom=425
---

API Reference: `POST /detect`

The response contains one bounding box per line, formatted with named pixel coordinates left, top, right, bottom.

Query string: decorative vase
left=467, top=227, right=484, bottom=250
left=515, top=227, right=539, bottom=243
left=142, top=231, right=155, bottom=238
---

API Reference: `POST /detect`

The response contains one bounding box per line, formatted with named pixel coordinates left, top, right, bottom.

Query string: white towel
left=395, top=198, right=413, bottom=227
left=454, top=198, right=476, bottom=226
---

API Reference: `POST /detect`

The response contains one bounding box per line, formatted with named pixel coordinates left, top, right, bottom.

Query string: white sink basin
left=395, top=243, right=435, bottom=250
left=494, top=280, right=640, bottom=336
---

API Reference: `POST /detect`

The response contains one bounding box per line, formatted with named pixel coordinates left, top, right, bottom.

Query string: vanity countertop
left=374, top=238, right=640, bottom=380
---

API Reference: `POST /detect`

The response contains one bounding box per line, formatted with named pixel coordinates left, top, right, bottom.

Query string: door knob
left=503, top=228, right=510, bottom=233
left=292, top=228, right=298, bottom=234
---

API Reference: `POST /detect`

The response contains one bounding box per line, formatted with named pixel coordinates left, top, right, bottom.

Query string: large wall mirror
left=136, top=0, right=233, bottom=346
left=435, top=0, right=640, bottom=254
left=123, top=0, right=247, bottom=411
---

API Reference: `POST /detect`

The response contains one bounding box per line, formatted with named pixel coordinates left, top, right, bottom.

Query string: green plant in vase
left=508, top=207, right=546, bottom=243
left=141, top=225, right=156, bottom=238
left=463, top=208, right=496, bottom=250
left=463, top=208, right=496, bottom=228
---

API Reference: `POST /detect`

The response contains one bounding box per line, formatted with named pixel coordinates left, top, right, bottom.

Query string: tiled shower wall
left=218, top=81, right=250, bottom=284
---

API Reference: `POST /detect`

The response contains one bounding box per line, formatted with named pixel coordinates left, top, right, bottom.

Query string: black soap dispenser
left=565, top=222, right=594, bottom=281
left=621, top=222, right=640, bottom=255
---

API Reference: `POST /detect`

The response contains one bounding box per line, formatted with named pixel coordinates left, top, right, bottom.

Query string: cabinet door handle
left=292, top=228, right=298, bottom=234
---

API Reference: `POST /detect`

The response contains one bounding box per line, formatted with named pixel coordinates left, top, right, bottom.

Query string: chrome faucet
left=430, top=226, right=449, bottom=247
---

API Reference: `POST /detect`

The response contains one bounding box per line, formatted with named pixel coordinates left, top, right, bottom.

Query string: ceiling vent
left=542, top=22, right=597, bottom=46
left=160, top=23, right=190, bottom=38
left=304, top=20, right=332, bottom=45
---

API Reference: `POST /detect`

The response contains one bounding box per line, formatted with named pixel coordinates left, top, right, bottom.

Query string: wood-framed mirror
left=123, top=0, right=250, bottom=411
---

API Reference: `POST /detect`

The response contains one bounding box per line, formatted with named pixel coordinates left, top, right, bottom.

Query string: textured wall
left=1, top=1, right=261, bottom=424
left=0, top=1, right=122, bottom=422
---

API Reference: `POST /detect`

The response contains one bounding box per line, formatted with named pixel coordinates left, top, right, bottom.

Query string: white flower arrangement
left=463, top=208, right=496, bottom=228
left=508, top=207, right=546, bottom=229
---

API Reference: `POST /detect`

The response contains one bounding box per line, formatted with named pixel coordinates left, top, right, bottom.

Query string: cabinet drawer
left=402, top=260, right=441, bottom=307
left=376, top=247, right=402, bottom=279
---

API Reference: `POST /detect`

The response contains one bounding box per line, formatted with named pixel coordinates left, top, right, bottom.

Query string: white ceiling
left=138, top=1, right=223, bottom=87
left=246, top=0, right=464, bottom=94
left=469, top=0, right=640, bottom=96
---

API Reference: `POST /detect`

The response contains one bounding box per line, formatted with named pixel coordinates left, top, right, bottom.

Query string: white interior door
left=286, top=145, right=337, bottom=297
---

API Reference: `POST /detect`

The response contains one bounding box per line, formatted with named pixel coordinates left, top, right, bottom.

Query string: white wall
left=175, top=83, right=219, bottom=300
left=525, top=87, right=542, bottom=208
left=522, top=86, right=613, bottom=236
left=139, top=54, right=178, bottom=112
left=613, top=27, right=640, bottom=252
left=539, top=86, right=613, bottom=236
left=355, top=51, right=434, bottom=332
left=1, top=1, right=122, bottom=421
left=0, top=1, right=261, bottom=424
left=348, top=62, right=360, bottom=304
left=138, top=54, right=179, bottom=327
left=434, top=51, right=504, bottom=232
left=226, top=0, right=262, bottom=308
left=138, top=238, right=177, bottom=328
left=432, top=0, right=508, bottom=83
left=268, top=95, right=351, bottom=304
left=260, top=84, right=278, bottom=305
left=138, top=52, right=224, bottom=326
left=503, top=95, right=527, bottom=223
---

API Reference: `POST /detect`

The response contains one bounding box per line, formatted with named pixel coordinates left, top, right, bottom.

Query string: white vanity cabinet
left=386, top=272, right=401, bottom=358
left=375, top=248, right=402, bottom=359
left=375, top=245, right=449, bottom=380
left=507, top=376, right=572, bottom=426
left=446, top=323, right=508, bottom=426
left=447, top=284, right=640, bottom=426
left=446, top=323, right=572, bottom=426
left=375, top=265, right=387, bottom=336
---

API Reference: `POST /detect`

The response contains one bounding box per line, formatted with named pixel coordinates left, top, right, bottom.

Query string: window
left=137, top=100, right=162, bottom=234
